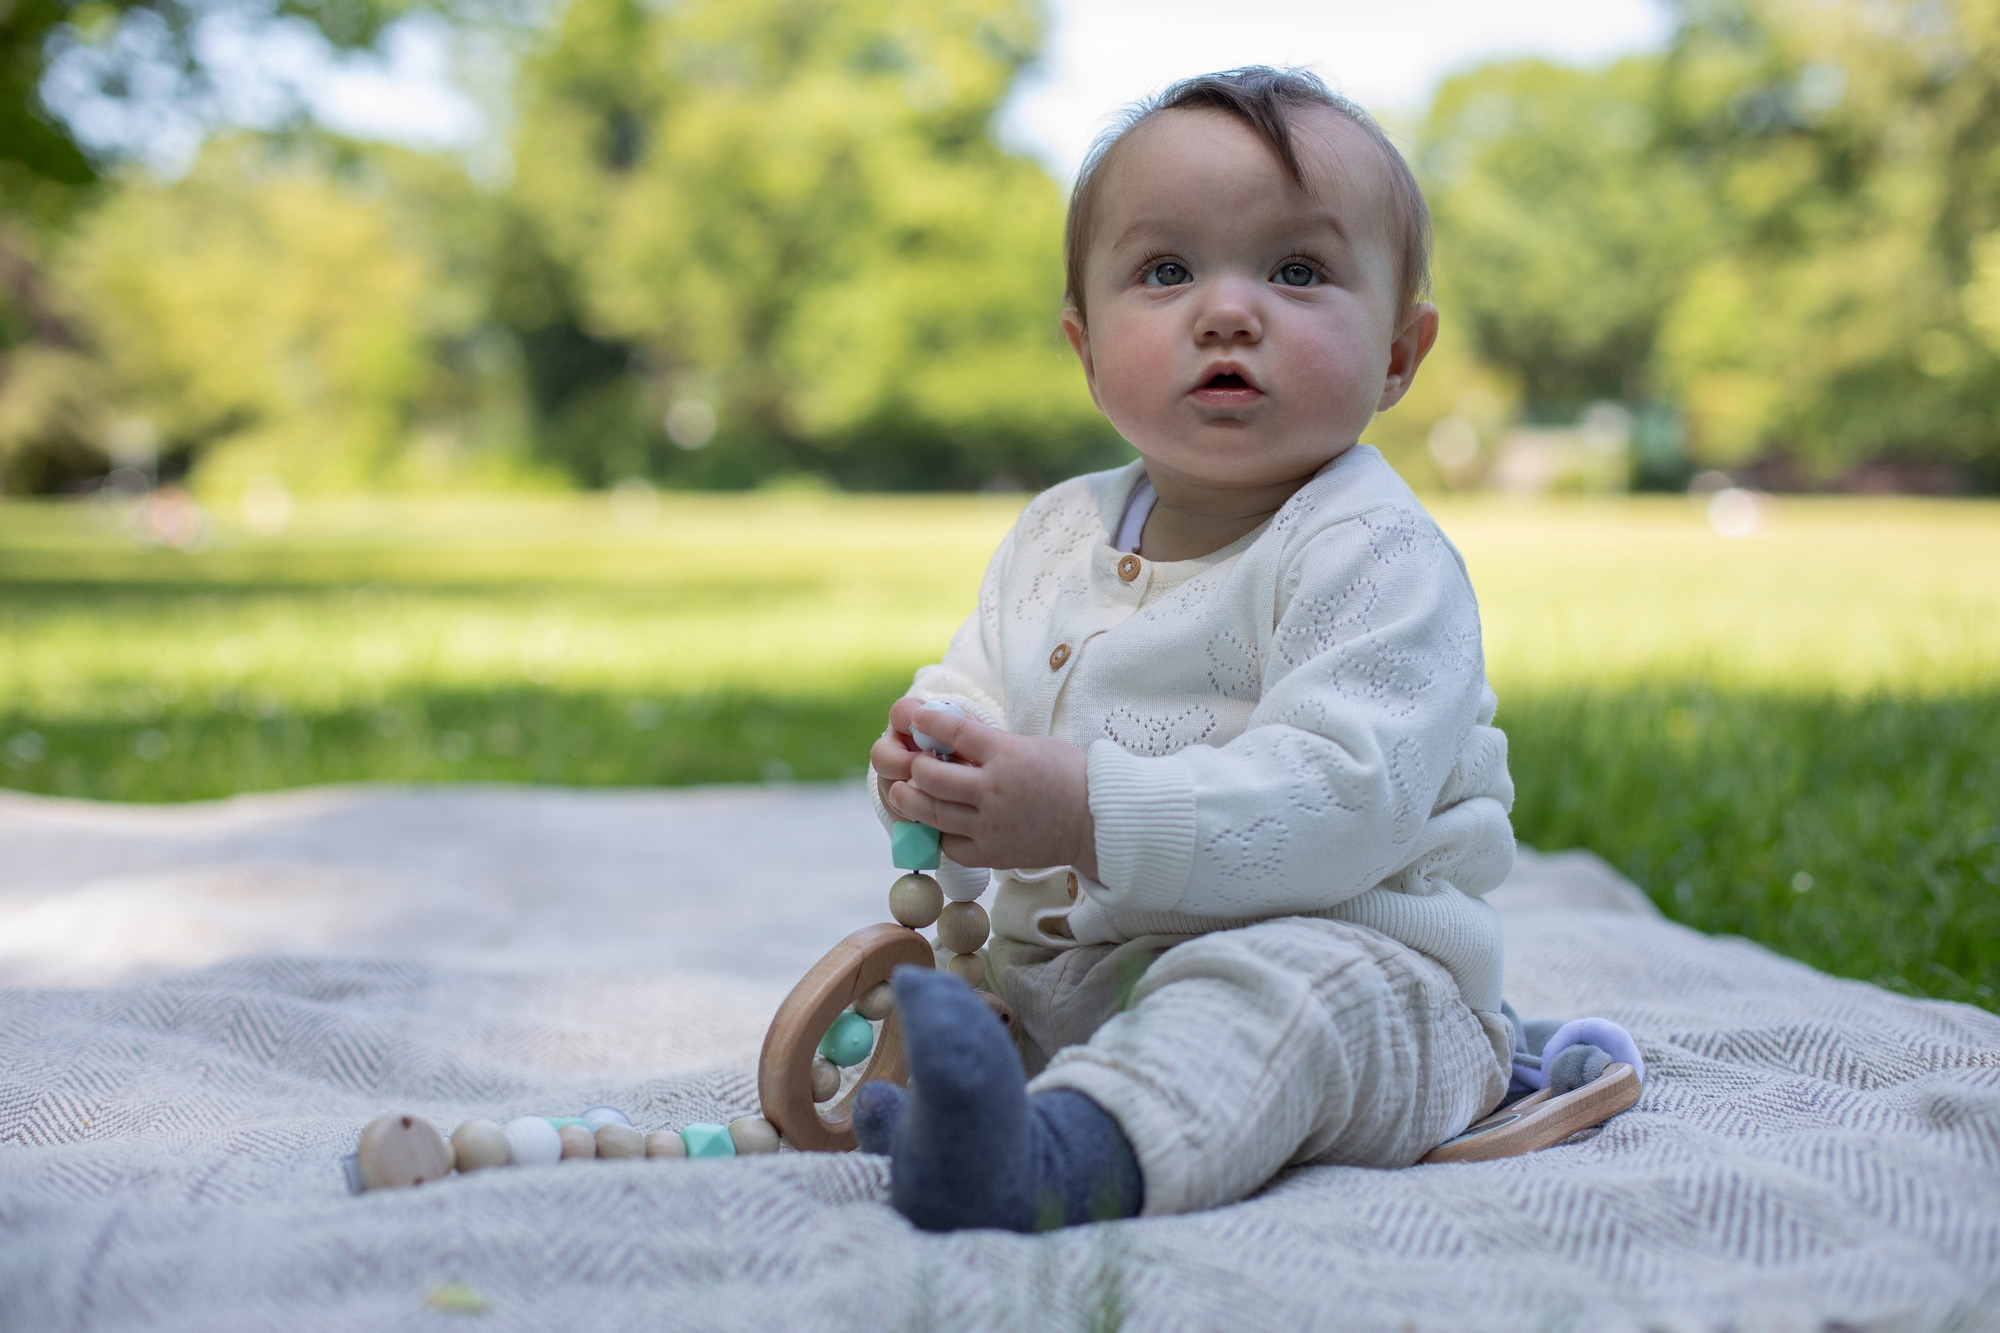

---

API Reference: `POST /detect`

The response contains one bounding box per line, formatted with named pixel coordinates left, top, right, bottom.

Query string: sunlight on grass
left=0, top=492, right=1024, bottom=718
left=1443, top=497, right=2000, bottom=696
left=2, top=490, right=1994, bottom=1009
left=2, top=492, right=1994, bottom=720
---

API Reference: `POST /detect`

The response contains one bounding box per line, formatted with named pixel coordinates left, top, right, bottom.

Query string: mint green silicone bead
left=890, top=821, right=942, bottom=871
left=818, top=1011, right=875, bottom=1068
left=680, top=1123, right=736, bottom=1158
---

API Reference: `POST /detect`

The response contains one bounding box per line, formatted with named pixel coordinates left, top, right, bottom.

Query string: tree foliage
left=5, top=0, right=1999, bottom=493
left=1420, top=0, right=2000, bottom=485
left=502, top=0, right=1115, bottom=489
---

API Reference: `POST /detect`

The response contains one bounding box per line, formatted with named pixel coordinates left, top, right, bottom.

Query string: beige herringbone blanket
left=1, top=783, right=1995, bottom=1332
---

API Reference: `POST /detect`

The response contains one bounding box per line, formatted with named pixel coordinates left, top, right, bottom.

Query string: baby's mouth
left=1192, top=369, right=1262, bottom=405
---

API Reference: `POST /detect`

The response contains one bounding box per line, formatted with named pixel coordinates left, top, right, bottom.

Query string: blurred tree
left=1419, top=57, right=1713, bottom=422
left=0, top=0, right=520, bottom=492
left=3, top=135, right=535, bottom=494
left=1653, top=0, right=2000, bottom=484
left=504, top=0, right=1119, bottom=489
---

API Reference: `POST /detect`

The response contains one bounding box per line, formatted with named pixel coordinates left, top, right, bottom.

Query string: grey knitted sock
left=852, top=967, right=1143, bottom=1232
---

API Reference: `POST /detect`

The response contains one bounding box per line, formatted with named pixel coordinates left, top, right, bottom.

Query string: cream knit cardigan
left=879, top=446, right=1515, bottom=1014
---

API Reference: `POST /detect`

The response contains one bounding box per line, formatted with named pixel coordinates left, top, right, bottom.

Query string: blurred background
left=0, top=0, right=1993, bottom=1008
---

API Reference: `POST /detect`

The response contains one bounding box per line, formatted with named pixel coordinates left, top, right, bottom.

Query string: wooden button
left=1049, top=643, right=1071, bottom=670
left=1116, top=554, right=1141, bottom=582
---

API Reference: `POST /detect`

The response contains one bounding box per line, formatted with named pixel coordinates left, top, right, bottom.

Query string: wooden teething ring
left=757, top=922, right=934, bottom=1153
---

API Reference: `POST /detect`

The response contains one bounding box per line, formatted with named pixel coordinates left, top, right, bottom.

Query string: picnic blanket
left=1, top=782, right=1996, bottom=1332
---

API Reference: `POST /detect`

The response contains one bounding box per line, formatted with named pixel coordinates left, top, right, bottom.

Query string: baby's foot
left=857, top=966, right=1142, bottom=1232
left=851, top=1080, right=906, bottom=1153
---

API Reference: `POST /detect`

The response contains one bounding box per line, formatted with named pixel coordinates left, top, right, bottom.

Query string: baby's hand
left=877, top=699, right=1098, bottom=877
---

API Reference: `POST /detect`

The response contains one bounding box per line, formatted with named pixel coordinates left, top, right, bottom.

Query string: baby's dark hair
left=1063, top=67, right=1432, bottom=323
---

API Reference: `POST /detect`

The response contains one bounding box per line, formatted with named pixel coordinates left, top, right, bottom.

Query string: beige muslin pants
left=988, top=917, right=1511, bottom=1217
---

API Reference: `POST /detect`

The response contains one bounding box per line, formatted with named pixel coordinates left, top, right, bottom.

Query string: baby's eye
left=1144, top=261, right=1192, bottom=287
left=1275, top=262, right=1318, bottom=287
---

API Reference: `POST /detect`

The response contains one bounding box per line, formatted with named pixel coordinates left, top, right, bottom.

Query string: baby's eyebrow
left=1106, top=218, right=1183, bottom=254
left=1106, top=209, right=1356, bottom=259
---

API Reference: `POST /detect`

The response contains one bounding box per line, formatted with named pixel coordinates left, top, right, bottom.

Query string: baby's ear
left=1061, top=309, right=1103, bottom=410
left=1377, top=303, right=1439, bottom=412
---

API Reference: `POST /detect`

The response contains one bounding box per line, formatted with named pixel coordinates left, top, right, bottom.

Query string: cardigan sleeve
left=1085, top=504, right=1496, bottom=916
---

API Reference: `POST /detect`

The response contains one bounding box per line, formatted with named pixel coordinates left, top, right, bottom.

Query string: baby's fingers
left=907, top=753, right=981, bottom=806
left=887, top=781, right=978, bottom=837
left=869, top=729, right=917, bottom=783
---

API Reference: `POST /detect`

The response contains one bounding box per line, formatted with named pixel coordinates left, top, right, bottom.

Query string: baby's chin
left=1134, top=434, right=1360, bottom=493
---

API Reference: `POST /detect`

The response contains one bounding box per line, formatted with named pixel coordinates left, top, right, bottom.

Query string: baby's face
left=1064, top=109, right=1432, bottom=498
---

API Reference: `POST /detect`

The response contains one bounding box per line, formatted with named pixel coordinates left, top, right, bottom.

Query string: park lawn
left=0, top=489, right=1995, bottom=1011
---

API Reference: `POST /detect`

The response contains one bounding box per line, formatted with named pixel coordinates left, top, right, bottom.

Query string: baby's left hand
left=882, top=698, right=1098, bottom=878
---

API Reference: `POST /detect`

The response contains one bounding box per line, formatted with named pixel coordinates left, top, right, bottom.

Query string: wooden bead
left=728, top=1116, right=780, bottom=1154
left=450, top=1119, right=511, bottom=1173
left=356, top=1113, right=454, bottom=1191
left=558, top=1124, right=597, bottom=1159
left=936, top=900, right=990, bottom=955
left=645, top=1130, right=686, bottom=1159
left=595, top=1123, right=645, bottom=1159
left=889, top=873, right=943, bottom=929
left=854, top=982, right=894, bottom=1022
left=945, top=951, right=985, bottom=988
left=504, top=1116, right=562, bottom=1167
left=811, top=1057, right=841, bottom=1103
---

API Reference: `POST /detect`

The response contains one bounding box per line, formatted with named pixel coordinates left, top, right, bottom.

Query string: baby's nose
left=1195, top=282, right=1262, bottom=343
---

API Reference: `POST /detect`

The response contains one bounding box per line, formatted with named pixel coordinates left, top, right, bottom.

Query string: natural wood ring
left=757, top=922, right=934, bottom=1153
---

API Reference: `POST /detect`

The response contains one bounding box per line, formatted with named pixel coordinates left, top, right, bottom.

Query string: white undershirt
left=1114, top=474, right=1156, bottom=554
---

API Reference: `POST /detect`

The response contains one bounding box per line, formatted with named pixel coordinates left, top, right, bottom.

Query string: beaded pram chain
left=346, top=782, right=997, bottom=1186
left=346, top=698, right=1635, bottom=1187
left=346, top=860, right=981, bottom=1187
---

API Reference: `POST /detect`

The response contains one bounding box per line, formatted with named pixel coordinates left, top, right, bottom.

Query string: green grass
left=1, top=489, right=1995, bottom=1009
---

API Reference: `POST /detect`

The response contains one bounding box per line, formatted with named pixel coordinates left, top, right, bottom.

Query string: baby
left=858, top=67, right=1531, bottom=1231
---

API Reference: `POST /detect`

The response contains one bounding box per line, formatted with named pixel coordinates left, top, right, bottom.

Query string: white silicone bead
left=936, top=860, right=989, bottom=903
left=911, top=700, right=965, bottom=758
left=503, top=1115, right=563, bottom=1167
left=580, top=1106, right=632, bottom=1132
